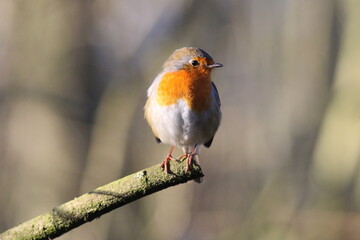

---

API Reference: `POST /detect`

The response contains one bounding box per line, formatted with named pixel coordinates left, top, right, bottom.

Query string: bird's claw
left=178, top=153, right=198, bottom=172
left=160, top=155, right=176, bottom=173
left=185, top=153, right=196, bottom=172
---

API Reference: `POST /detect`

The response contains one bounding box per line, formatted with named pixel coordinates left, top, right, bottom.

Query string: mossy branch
left=0, top=160, right=204, bottom=240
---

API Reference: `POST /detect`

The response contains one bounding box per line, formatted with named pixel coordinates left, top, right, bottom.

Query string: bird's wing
left=211, top=82, right=221, bottom=108
left=203, top=82, right=221, bottom=149
left=204, top=136, right=214, bottom=148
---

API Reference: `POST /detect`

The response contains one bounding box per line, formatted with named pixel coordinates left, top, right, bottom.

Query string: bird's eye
left=190, top=59, right=200, bottom=67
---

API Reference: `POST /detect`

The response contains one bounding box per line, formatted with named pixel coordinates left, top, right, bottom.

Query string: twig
left=0, top=159, right=204, bottom=240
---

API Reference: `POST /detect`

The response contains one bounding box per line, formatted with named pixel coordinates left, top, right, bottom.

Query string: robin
left=144, top=47, right=222, bottom=175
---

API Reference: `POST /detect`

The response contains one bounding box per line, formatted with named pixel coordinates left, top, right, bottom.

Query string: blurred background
left=1, top=0, right=360, bottom=239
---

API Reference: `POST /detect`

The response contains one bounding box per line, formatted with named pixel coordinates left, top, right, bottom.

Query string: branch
left=0, top=159, right=204, bottom=240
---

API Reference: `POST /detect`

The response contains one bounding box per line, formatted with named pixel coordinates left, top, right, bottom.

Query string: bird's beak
left=206, top=63, right=223, bottom=69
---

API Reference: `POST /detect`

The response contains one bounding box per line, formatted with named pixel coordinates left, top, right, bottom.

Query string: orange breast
left=155, top=68, right=212, bottom=112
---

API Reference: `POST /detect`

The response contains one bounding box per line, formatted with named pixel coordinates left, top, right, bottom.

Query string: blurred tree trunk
left=313, top=0, right=360, bottom=206
left=235, top=0, right=337, bottom=239
left=0, top=2, right=97, bottom=239
left=310, top=0, right=360, bottom=239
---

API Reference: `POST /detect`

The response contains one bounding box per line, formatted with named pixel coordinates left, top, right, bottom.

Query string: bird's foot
left=180, top=145, right=199, bottom=172
left=180, top=153, right=198, bottom=172
left=161, top=146, right=176, bottom=173
left=160, top=154, right=176, bottom=173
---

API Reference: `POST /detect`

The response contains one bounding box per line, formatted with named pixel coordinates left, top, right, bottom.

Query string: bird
left=144, top=47, right=222, bottom=175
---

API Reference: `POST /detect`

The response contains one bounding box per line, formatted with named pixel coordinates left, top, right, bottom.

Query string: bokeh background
left=1, top=0, right=360, bottom=239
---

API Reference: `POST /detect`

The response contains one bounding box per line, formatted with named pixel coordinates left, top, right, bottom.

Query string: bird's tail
left=192, top=154, right=204, bottom=183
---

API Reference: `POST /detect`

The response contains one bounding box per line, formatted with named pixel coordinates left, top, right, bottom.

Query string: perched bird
left=144, top=47, right=222, bottom=174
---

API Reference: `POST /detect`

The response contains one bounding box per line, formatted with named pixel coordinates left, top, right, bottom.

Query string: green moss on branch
left=0, top=160, right=204, bottom=240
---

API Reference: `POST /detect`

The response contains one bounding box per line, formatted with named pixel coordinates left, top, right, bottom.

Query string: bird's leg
left=160, top=146, right=175, bottom=173
left=179, top=147, right=192, bottom=160
left=185, top=145, right=198, bottom=172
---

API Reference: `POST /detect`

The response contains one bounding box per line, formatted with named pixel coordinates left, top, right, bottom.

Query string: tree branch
left=0, top=159, right=204, bottom=240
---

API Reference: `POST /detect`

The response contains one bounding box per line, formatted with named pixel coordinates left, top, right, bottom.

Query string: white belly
left=145, top=98, right=220, bottom=148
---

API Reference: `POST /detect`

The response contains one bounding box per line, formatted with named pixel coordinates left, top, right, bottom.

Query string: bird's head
left=163, top=47, right=223, bottom=74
